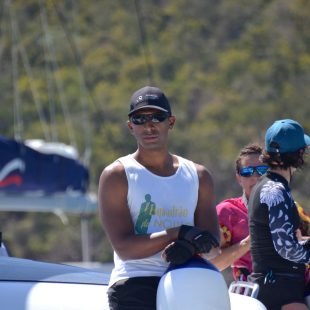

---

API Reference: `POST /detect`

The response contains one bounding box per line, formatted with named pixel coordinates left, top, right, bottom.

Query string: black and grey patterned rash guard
left=249, top=171, right=309, bottom=275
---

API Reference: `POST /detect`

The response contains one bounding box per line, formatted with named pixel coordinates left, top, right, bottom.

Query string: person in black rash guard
left=248, top=119, right=310, bottom=310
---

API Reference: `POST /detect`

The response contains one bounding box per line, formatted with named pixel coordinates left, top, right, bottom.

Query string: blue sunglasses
left=239, top=165, right=268, bottom=177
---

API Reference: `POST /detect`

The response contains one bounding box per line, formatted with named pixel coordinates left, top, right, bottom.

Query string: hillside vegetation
left=0, top=0, right=309, bottom=262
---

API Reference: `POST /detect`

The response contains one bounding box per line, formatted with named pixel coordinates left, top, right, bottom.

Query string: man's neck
left=242, top=192, right=248, bottom=209
left=269, top=167, right=292, bottom=183
left=133, top=150, right=177, bottom=176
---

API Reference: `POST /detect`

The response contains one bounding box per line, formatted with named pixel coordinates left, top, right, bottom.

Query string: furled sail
left=0, top=136, right=96, bottom=214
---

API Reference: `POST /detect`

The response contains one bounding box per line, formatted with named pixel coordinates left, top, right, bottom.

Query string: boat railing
left=228, top=280, right=259, bottom=299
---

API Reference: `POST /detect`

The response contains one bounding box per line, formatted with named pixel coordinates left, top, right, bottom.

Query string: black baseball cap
left=128, top=86, right=172, bottom=116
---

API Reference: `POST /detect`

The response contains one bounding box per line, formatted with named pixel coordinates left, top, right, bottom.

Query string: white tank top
left=109, top=154, right=199, bottom=286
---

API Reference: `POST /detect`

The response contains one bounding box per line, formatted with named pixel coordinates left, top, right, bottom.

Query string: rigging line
left=66, top=1, right=92, bottom=165
left=134, top=0, right=154, bottom=85
left=10, top=2, right=22, bottom=141
left=51, top=0, right=96, bottom=111
left=38, top=1, right=77, bottom=150
left=39, top=0, right=58, bottom=143
left=6, top=0, right=23, bottom=140
left=2, top=0, right=21, bottom=140
left=51, top=0, right=94, bottom=165
left=0, top=0, right=8, bottom=62
left=9, top=2, right=50, bottom=142
left=0, top=0, right=23, bottom=141
left=45, top=51, right=78, bottom=151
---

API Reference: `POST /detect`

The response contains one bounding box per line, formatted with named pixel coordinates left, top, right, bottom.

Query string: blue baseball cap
left=265, top=119, right=310, bottom=153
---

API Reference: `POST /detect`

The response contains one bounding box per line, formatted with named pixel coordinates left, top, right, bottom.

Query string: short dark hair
left=235, top=143, right=263, bottom=173
left=260, top=148, right=306, bottom=169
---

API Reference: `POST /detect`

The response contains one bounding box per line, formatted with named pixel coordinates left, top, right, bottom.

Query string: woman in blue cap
left=248, top=119, right=310, bottom=310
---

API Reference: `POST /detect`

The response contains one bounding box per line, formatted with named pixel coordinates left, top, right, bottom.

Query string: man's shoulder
left=176, top=155, right=204, bottom=168
left=175, top=155, right=202, bottom=175
left=98, top=159, right=128, bottom=193
left=101, top=158, right=126, bottom=180
left=187, top=160, right=213, bottom=179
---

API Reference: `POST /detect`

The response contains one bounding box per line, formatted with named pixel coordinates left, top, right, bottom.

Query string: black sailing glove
left=178, top=225, right=219, bottom=254
left=162, top=240, right=196, bottom=265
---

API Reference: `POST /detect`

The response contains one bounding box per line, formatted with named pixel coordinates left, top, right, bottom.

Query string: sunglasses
left=239, top=165, right=269, bottom=177
left=130, top=113, right=169, bottom=125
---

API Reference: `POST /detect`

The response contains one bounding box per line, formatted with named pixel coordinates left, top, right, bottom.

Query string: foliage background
left=0, top=0, right=309, bottom=263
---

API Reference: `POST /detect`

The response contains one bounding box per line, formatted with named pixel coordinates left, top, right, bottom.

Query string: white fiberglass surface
left=0, top=282, right=109, bottom=310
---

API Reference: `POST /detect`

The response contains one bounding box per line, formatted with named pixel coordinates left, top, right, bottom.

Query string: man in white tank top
left=98, top=86, right=220, bottom=310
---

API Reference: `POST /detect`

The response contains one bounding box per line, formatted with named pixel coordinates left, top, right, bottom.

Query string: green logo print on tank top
left=135, top=194, right=156, bottom=234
